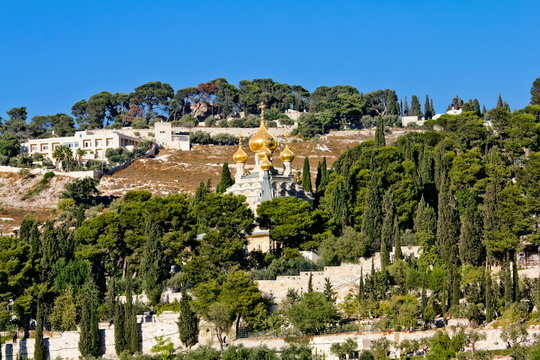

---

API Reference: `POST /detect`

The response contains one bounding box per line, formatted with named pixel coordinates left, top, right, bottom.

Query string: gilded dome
left=279, top=144, right=295, bottom=162
left=257, top=145, right=272, bottom=160
left=260, top=153, right=272, bottom=171
left=232, top=141, right=248, bottom=163
left=248, top=106, right=278, bottom=153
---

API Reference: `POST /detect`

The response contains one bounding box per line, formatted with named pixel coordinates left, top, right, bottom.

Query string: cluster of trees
left=2, top=78, right=540, bottom=358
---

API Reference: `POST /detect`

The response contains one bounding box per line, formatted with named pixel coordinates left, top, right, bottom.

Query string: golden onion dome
left=248, top=105, right=278, bottom=153
left=260, top=153, right=272, bottom=171
left=257, top=144, right=272, bottom=160
left=232, top=141, right=248, bottom=163
left=279, top=144, right=295, bottom=162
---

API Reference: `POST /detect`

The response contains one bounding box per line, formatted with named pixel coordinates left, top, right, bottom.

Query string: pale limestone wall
left=256, top=247, right=421, bottom=305
left=2, top=313, right=216, bottom=360
left=0, top=166, right=98, bottom=179
left=175, top=126, right=292, bottom=138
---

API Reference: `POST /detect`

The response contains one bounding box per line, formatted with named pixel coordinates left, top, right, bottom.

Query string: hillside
left=98, top=128, right=412, bottom=197
left=0, top=172, right=72, bottom=234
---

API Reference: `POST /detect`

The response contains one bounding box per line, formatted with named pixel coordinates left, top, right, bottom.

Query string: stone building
left=225, top=105, right=312, bottom=252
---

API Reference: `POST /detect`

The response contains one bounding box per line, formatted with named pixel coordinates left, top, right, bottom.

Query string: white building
left=22, top=129, right=141, bottom=161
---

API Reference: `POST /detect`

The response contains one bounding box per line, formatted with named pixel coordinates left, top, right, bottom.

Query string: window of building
left=106, top=138, right=113, bottom=146
left=41, top=144, right=49, bottom=151
left=83, top=140, right=91, bottom=148
left=95, top=139, right=103, bottom=147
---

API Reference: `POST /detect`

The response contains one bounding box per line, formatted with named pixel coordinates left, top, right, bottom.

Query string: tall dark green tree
left=124, top=275, right=139, bottom=354
left=361, top=172, right=383, bottom=250
left=142, top=221, right=165, bottom=305
left=436, top=175, right=460, bottom=266
left=315, top=157, right=329, bottom=194
left=216, top=162, right=234, bottom=193
left=114, top=302, right=127, bottom=355
left=375, top=117, right=386, bottom=147
left=40, top=221, right=61, bottom=282
left=307, top=272, right=313, bottom=293
left=34, top=302, right=47, bottom=360
left=459, top=196, right=485, bottom=266
left=380, top=190, right=394, bottom=269
left=424, top=95, right=433, bottom=119
left=410, top=95, right=422, bottom=117
left=302, top=157, right=313, bottom=193
left=324, top=277, right=334, bottom=302
left=531, top=77, right=540, bottom=105
left=178, top=289, right=199, bottom=351
left=79, top=280, right=100, bottom=358
left=393, top=216, right=402, bottom=261
left=485, top=273, right=493, bottom=323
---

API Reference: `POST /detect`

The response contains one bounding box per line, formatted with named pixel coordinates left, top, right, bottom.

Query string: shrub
left=131, top=117, right=148, bottom=129
left=190, top=131, right=212, bottom=145
left=211, top=133, right=238, bottom=145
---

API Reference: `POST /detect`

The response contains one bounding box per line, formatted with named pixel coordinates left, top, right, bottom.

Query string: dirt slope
left=99, top=128, right=412, bottom=197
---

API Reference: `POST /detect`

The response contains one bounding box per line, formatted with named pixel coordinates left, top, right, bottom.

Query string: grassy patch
left=22, top=172, right=55, bottom=200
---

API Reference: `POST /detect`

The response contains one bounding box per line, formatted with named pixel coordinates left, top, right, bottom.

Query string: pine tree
left=177, top=289, right=199, bottom=351
left=393, top=216, right=402, bottom=261
left=125, top=275, right=139, bottom=354
left=34, top=302, right=47, bottom=360
left=375, top=117, right=386, bottom=147
left=114, top=302, right=127, bottom=355
left=216, top=162, right=234, bottom=193
left=324, top=277, right=334, bottom=302
left=436, top=175, right=460, bottom=266
left=79, top=280, right=100, bottom=358
left=459, top=196, right=485, bottom=266
left=142, top=221, right=165, bottom=305
left=380, top=190, right=394, bottom=269
left=485, top=272, right=493, bottom=323
left=410, top=95, right=423, bottom=117
left=302, top=157, right=312, bottom=193
left=361, top=172, right=383, bottom=250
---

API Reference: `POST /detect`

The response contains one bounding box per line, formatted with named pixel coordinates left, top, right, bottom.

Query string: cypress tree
left=40, top=221, right=61, bottom=282
left=142, top=221, right=165, bottom=305
left=307, top=272, right=313, bottom=293
left=34, top=302, right=47, bottom=360
left=424, top=95, right=432, bottom=119
left=19, top=216, right=40, bottom=262
left=436, top=175, right=460, bottom=266
left=380, top=190, right=394, bottom=269
left=430, top=99, right=435, bottom=117
left=375, top=117, right=386, bottom=147
left=79, top=280, right=100, bottom=358
left=496, top=94, right=504, bottom=108
left=361, top=172, right=383, bottom=250
left=302, top=157, right=312, bottom=193
left=414, top=196, right=436, bottom=237
left=512, top=254, right=519, bottom=301
left=451, top=268, right=460, bottom=308
left=459, top=196, right=485, bottom=266
left=485, top=272, right=493, bottom=323
left=107, top=277, right=116, bottom=322
left=315, top=160, right=323, bottom=192
left=177, top=289, right=199, bottom=351
left=403, top=96, right=409, bottom=115
left=393, top=216, right=402, bottom=261
left=324, top=277, right=334, bottom=301
left=125, top=274, right=139, bottom=354
left=332, top=177, right=348, bottom=227
left=358, top=269, right=365, bottom=300
left=216, top=162, right=234, bottom=193
left=386, top=91, right=400, bottom=115
left=114, top=302, right=127, bottom=355
left=410, top=95, right=423, bottom=117
left=503, top=261, right=513, bottom=308
left=536, top=276, right=540, bottom=309
left=193, top=180, right=209, bottom=206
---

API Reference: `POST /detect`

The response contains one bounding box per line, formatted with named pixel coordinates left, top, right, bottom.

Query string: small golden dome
left=248, top=104, right=278, bottom=153
left=257, top=145, right=272, bottom=160
left=260, top=154, right=272, bottom=171
left=279, top=144, right=295, bottom=162
left=232, top=141, right=248, bottom=163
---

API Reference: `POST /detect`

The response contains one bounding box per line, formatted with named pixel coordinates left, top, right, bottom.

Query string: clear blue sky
left=1, top=0, right=539, bottom=119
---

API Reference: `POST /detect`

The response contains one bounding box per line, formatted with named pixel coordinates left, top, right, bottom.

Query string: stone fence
left=0, top=166, right=98, bottom=179
left=4, top=312, right=540, bottom=360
